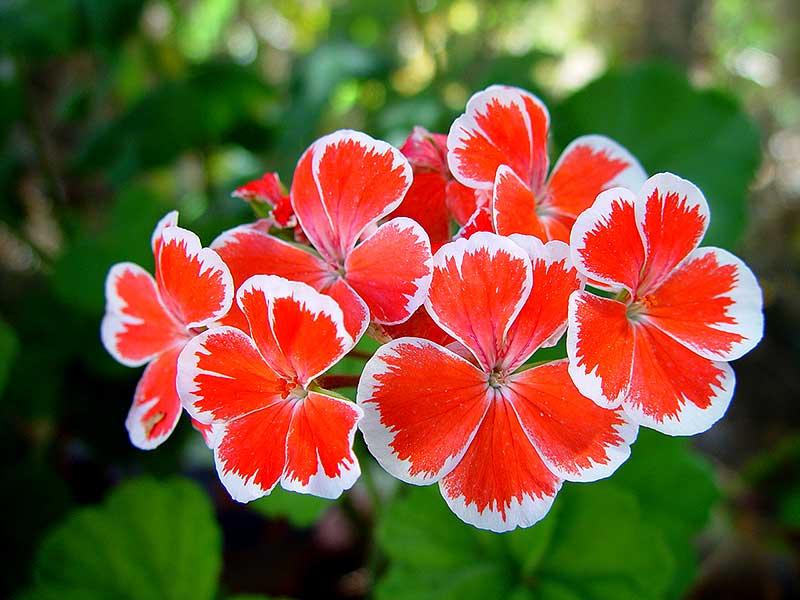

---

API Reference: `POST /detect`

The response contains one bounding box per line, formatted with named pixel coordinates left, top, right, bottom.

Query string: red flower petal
left=150, top=211, right=178, bottom=255
left=211, top=225, right=332, bottom=329
left=357, top=338, right=491, bottom=484
left=379, top=306, right=453, bottom=347
left=426, top=232, right=531, bottom=371
left=282, top=391, right=362, bottom=498
left=232, top=172, right=285, bottom=206
left=125, top=346, right=184, bottom=450
left=567, top=291, right=636, bottom=409
left=237, top=276, right=353, bottom=387
left=546, top=135, right=646, bottom=220
left=292, top=130, right=412, bottom=262
left=190, top=417, right=218, bottom=449
left=500, top=237, right=584, bottom=370
left=446, top=180, right=480, bottom=226
left=345, top=217, right=433, bottom=325
left=439, top=393, right=561, bottom=532
left=448, top=86, right=549, bottom=190
left=644, top=247, right=763, bottom=361
left=214, top=400, right=296, bottom=502
left=101, top=262, right=187, bottom=367
left=624, top=320, right=735, bottom=435
left=492, top=165, right=548, bottom=239
left=177, top=326, right=286, bottom=424
left=400, top=126, right=448, bottom=172
left=570, top=187, right=644, bottom=292
left=386, top=170, right=452, bottom=245
left=636, top=173, right=710, bottom=293
left=155, top=227, right=234, bottom=328
left=507, top=360, right=636, bottom=482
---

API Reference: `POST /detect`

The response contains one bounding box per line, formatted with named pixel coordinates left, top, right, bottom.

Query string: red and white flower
left=212, top=130, right=433, bottom=340
left=357, top=233, right=636, bottom=532
left=177, top=275, right=366, bottom=502
left=232, top=171, right=296, bottom=229
left=448, top=85, right=647, bottom=242
left=567, top=173, right=764, bottom=435
left=101, top=212, right=234, bottom=449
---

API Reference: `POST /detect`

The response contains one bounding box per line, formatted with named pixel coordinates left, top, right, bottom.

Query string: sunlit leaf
left=554, top=62, right=760, bottom=249
left=24, top=477, right=221, bottom=600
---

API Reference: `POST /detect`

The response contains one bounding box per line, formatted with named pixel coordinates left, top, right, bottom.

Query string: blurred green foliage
left=0, top=0, right=787, bottom=598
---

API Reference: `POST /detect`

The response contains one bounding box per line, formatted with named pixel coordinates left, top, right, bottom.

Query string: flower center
left=279, top=378, right=307, bottom=401
left=487, top=369, right=510, bottom=390
left=626, top=294, right=657, bottom=322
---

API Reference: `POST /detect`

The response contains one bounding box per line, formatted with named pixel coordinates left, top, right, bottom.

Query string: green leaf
left=375, top=483, right=673, bottom=600
left=249, top=486, right=332, bottom=528
left=554, top=62, right=760, bottom=250
left=611, top=430, right=720, bottom=599
left=24, top=477, right=221, bottom=600
left=0, top=0, right=79, bottom=58
left=0, top=318, right=19, bottom=397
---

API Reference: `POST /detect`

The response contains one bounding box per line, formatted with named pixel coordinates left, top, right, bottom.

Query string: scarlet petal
left=345, top=217, right=433, bottom=325
left=567, top=291, right=636, bottom=409
left=507, top=361, right=636, bottom=482
left=446, top=180, right=480, bottom=226
left=211, top=225, right=332, bottom=329
left=237, top=276, right=353, bottom=387
left=492, top=165, right=548, bottom=240
left=426, top=233, right=531, bottom=371
left=190, top=417, right=218, bottom=449
left=357, top=338, right=491, bottom=484
left=500, top=238, right=584, bottom=370
left=321, top=278, right=370, bottom=341
left=150, top=211, right=179, bottom=255
left=448, top=86, right=547, bottom=190
left=282, top=391, right=363, bottom=499
left=177, top=326, right=285, bottom=424
left=455, top=203, right=493, bottom=240
left=624, top=320, right=735, bottom=435
left=386, top=171, right=452, bottom=245
left=400, top=126, right=448, bottom=172
left=636, top=173, right=710, bottom=293
left=101, top=262, right=186, bottom=367
left=570, top=187, right=644, bottom=292
left=126, top=346, right=184, bottom=450
left=379, top=306, right=453, bottom=347
left=646, top=247, right=763, bottom=361
left=155, top=227, right=234, bottom=328
left=546, top=135, right=646, bottom=220
left=439, top=394, right=562, bottom=532
left=294, top=131, right=412, bottom=261
left=214, top=400, right=295, bottom=502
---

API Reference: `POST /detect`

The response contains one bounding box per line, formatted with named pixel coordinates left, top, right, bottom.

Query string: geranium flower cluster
left=102, top=85, right=763, bottom=532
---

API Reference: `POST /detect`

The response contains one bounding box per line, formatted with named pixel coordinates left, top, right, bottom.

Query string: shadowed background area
left=0, top=0, right=798, bottom=599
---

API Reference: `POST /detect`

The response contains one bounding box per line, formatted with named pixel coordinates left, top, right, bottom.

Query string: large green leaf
left=612, top=430, right=720, bottom=599
left=375, top=483, right=673, bottom=600
left=0, top=0, right=79, bottom=58
left=553, top=62, right=760, bottom=250
left=23, top=477, right=221, bottom=600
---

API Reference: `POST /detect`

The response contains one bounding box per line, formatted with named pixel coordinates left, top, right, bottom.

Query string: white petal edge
left=439, top=475, right=561, bottom=533
left=348, top=216, right=433, bottom=326
left=150, top=210, right=179, bottom=253
left=212, top=419, right=278, bottom=503
left=280, top=393, right=364, bottom=500
left=622, top=359, right=735, bottom=436
left=447, top=85, right=538, bottom=190
left=566, top=290, right=630, bottom=410
left=356, top=337, right=490, bottom=486
left=425, top=231, right=533, bottom=370
left=157, top=226, right=235, bottom=329
left=652, top=246, right=764, bottom=362
left=569, top=186, right=640, bottom=292
left=236, top=274, right=355, bottom=386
